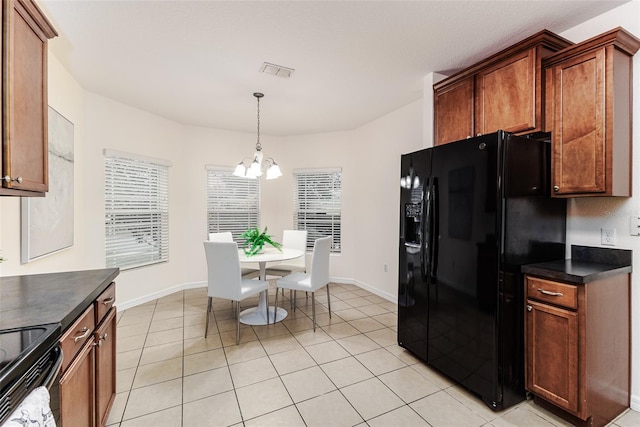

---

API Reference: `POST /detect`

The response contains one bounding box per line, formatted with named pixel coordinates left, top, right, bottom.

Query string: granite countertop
left=0, top=268, right=119, bottom=331
left=521, top=245, right=632, bottom=284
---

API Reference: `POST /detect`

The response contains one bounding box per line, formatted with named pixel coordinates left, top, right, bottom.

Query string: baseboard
left=117, top=281, right=205, bottom=311
left=352, top=279, right=396, bottom=303
left=631, top=393, right=640, bottom=412
left=116, top=277, right=397, bottom=311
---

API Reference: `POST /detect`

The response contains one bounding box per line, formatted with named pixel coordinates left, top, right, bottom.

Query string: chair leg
left=266, top=289, right=270, bottom=325
left=311, top=292, right=316, bottom=332
left=326, top=283, right=332, bottom=319
left=293, top=290, right=297, bottom=312
left=236, top=301, right=241, bottom=345
left=273, top=288, right=278, bottom=325
left=205, top=296, right=212, bottom=338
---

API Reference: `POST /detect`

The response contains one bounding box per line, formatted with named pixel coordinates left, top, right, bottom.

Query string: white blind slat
left=105, top=153, right=170, bottom=270
left=293, top=171, right=341, bottom=253
left=207, top=169, right=260, bottom=242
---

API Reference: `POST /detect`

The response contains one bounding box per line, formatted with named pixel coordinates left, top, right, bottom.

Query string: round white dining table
left=237, top=247, right=304, bottom=325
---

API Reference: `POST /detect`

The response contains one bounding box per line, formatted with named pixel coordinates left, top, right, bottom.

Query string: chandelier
left=233, top=92, right=282, bottom=180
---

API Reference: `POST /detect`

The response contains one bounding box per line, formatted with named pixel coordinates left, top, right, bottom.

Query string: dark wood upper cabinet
left=544, top=27, right=640, bottom=197
left=434, top=76, right=474, bottom=146
left=475, top=47, right=538, bottom=135
left=433, top=30, right=572, bottom=146
left=1, top=0, right=57, bottom=196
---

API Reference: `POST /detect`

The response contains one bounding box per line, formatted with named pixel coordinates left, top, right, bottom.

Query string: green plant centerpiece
left=240, top=226, right=282, bottom=256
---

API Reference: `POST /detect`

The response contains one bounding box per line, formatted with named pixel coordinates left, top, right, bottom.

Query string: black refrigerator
left=398, top=131, right=566, bottom=410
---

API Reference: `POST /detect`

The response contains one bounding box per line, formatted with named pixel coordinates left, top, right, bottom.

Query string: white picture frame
left=21, top=107, right=74, bottom=263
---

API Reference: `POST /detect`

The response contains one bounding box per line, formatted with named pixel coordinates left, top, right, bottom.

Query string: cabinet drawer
left=526, top=276, right=577, bottom=309
left=61, top=305, right=96, bottom=373
left=95, top=282, right=116, bottom=324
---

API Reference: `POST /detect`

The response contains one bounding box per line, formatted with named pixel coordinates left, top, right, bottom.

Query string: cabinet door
left=2, top=0, right=52, bottom=193
left=95, top=308, right=116, bottom=427
left=526, top=300, right=579, bottom=414
left=548, top=48, right=606, bottom=196
left=59, top=338, right=96, bottom=427
left=475, top=48, right=538, bottom=135
left=434, top=76, right=474, bottom=145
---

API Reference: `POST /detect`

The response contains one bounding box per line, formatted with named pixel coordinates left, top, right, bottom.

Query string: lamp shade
left=266, top=163, right=282, bottom=180
left=233, top=163, right=246, bottom=177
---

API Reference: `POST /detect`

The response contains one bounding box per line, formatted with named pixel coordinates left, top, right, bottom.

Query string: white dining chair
left=274, top=235, right=332, bottom=331
left=265, top=229, right=307, bottom=298
left=203, top=241, right=270, bottom=344
left=265, top=230, right=307, bottom=276
left=208, top=232, right=260, bottom=279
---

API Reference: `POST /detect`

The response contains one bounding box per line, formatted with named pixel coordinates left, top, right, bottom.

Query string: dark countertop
left=521, top=245, right=632, bottom=284
left=0, top=268, right=119, bottom=331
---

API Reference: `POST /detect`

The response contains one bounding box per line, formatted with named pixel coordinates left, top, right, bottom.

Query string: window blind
left=104, top=153, right=169, bottom=270
left=293, top=169, right=342, bottom=253
left=206, top=167, right=260, bottom=242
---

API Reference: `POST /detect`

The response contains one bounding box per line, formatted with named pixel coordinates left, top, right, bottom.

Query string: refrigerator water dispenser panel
left=404, top=202, right=422, bottom=246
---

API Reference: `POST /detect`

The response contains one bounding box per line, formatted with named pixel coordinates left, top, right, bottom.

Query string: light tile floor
left=106, top=283, right=639, bottom=427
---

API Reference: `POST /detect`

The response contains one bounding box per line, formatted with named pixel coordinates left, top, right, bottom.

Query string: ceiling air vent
left=260, top=62, right=295, bottom=78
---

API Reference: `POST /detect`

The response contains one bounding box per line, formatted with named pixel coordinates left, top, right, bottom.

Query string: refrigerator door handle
left=429, top=178, right=439, bottom=279
left=421, top=179, right=431, bottom=280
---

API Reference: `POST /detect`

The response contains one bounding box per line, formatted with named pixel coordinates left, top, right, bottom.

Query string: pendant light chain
left=233, top=91, right=281, bottom=179
left=256, top=94, right=262, bottom=152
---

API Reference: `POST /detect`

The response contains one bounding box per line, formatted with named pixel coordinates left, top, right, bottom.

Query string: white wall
left=557, top=0, right=640, bottom=410
left=0, top=54, right=89, bottom=274
left=351, top=100, right=423, bottom=299
left=82, top=93, right=188, bottom=306
left=262, top=130, right=358, bottom=282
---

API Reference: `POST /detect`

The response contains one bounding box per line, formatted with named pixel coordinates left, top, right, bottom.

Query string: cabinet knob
left=477, top=133, right=482, bottom=137
left=3, top=175, right=23, bottom=184
left=553, top=185, right=560, bottom=192
left=527, top=305, right=532, bottom=312
left=2, top=175, right=22, bottom=184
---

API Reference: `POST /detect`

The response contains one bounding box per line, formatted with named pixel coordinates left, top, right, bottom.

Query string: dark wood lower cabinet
left=525, top=273, right=630, bottom=427
left=95, top=308, right=116, bottom=427
left=59, top=282, right=116, bottom=427
left=59, top=339, right=96, bottom=427
left=526, top=300, right=578, bottom=413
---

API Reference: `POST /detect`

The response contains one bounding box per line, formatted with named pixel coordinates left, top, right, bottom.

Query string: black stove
left=0, top=323, right=61, bottom=423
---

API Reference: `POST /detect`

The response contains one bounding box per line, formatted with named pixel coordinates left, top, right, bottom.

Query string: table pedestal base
left=239, top=306, right=287, bottom=325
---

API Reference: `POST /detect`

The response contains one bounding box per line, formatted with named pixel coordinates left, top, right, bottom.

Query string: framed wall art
left=21, top=106, right=74, bottom=263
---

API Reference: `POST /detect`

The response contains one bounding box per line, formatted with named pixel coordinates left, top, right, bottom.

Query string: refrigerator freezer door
left=398, top=149, right=431, bottom=361
left=426, top=133, right=502, bottom=406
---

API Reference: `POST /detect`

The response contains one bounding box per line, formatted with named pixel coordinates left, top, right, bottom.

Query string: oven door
left=0, top=324, right=62, bottom=425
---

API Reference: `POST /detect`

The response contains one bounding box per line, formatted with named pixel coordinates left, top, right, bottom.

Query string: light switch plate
left=601, top=228, right=616, bottom=246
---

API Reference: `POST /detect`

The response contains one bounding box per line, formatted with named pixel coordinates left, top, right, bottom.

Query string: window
left=293, top=168, right=342, bottom=253
left=206, top=166, right=260, bottom=242
left=104, top=150, right=170, bottom=270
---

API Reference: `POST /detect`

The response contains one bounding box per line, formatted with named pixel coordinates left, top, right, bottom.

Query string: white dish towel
left=1, top=386, right=56, bottom=427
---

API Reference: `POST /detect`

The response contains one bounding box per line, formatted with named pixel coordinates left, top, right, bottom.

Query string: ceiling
left=39, top=0, right=629, bottom=136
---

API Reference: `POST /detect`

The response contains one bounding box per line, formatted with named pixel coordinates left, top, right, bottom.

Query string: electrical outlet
left=631, top=217, right=640, bottom=236
left=601, top=228, right=616, bottom=246
left=384, top=264, right=388, bottom=273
